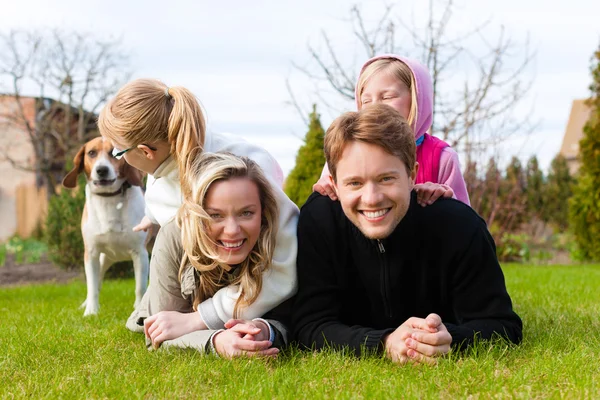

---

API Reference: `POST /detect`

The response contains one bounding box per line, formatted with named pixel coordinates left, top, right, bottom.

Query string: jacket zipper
left=377, top=240, right=392, bottom=318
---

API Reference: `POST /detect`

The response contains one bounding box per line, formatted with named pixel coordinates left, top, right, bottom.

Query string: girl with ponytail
left=98, top=79, right=298, bottom=355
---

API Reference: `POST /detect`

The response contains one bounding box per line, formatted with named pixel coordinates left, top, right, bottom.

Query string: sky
left=1, top=0, right=599, bottom=176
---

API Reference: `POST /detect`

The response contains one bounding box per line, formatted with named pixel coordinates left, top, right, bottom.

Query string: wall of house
left=0, top=96, right=40, bottom=241
left=560, top=99, right=593, bottom=175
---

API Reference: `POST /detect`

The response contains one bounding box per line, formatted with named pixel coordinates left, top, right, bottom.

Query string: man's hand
left=144, top=311, right=206, bottom=349
left=414, top=182, right=454, bottom=207
left=384, top=313, right=452, bottom=365
left=313, top=175, right=338, bottom=201
left=213, top=322, right=278, bottom=359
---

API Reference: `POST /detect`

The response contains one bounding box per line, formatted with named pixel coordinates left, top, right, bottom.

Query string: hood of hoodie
left=355, top=54, right=433, bottom=141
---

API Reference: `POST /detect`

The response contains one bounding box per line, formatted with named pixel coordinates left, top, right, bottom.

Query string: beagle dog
left=63, top=137, right=149, bottom=316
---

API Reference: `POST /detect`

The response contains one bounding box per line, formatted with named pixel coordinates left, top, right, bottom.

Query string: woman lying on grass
left=127, top=152, right=288, bottom=358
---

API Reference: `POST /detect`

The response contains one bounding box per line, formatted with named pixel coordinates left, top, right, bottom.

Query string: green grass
left=1, top=264, right=599, bottom=399
left=0, top=237, right=47, bottom=266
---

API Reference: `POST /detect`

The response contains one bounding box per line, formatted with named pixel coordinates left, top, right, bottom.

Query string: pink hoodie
left=356, top=54, right=470, bottom=205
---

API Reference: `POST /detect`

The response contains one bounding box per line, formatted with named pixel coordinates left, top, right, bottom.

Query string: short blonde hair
left=324, top=104, right=416, bottom=180
left=356, top=59, right=418, bottom=128
left=98, top=78, right=206, bottom=190
left=177, top=151, right=279, bottom=317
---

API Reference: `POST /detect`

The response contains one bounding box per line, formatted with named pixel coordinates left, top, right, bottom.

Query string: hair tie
left=165, top=87, right=171, bottom=99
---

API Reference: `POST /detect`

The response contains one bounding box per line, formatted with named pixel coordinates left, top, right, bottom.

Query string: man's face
left=331, top=141, right=416, bottom=240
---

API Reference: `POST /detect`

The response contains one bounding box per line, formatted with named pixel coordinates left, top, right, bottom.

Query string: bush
left=3, top=236, right=47, bottom=265
left=44, top=177, right=86, bottom=270
left=285, top=104, right=326, bottom=207
left=496, top=233, right=531, bottom=263
left=569, top=44, right=600, bottom=261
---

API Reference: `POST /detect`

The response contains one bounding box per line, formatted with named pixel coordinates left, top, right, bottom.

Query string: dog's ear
left=123, top=162, right=145, bottom=187
left=62, top=145, right=86, bottom=189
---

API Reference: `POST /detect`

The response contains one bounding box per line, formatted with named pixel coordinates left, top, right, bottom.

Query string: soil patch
left=0, top=254, right=82, bottom=287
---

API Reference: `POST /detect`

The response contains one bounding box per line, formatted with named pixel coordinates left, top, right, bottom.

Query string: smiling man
left=292, top=104, right=522, bottom=365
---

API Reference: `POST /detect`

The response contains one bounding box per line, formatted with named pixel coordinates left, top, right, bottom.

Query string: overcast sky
left=1, top=0, right=599, bottom=175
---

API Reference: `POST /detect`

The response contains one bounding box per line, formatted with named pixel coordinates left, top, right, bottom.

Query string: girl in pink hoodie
left=314, top=54, right=470, bottom=206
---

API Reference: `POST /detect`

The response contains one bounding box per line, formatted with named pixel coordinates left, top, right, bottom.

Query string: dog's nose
left=96, top=166, right=109, bottom=178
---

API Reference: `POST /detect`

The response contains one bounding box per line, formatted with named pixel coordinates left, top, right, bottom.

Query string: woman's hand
left=213, top=320, right=278, bottom=358
left=144, top=311, right=206, bottom=349
left=414, top=182, right=454, bottom=207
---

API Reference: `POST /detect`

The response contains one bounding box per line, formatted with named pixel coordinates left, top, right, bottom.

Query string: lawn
left=1, top=264, right=599, bottom=399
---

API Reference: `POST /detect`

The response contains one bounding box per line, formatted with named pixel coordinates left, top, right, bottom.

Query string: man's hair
left=324, top=104, right=416, bottom=180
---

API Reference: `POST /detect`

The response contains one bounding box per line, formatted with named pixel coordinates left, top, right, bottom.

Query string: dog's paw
left=83, top=304, right=99, bottom=316
left=79, top=300, right=87, bottom=309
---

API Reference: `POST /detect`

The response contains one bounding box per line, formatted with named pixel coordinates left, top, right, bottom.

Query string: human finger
left=406, top=348, right=438, bottom=366
left=425, top=313, right=442, bottom=329
left=232, top=338, right=272, bottom=352
left=441, top=184, right=454, bottom=198
left=152, top=331, right=168, bottom=349
left=426, top=187, right=446, bottom=204
left=325, top=185, right=338, bottom=201
left=230, top=323, right=262, bottom=336
left=224, top=319, right=247, bottom=329
left=406, top=317, right=438, bottom=333
left=144, top=315, right=158, bottom=338
left=313, top=183, right=327, bottom=196
left=405, top=336, right=450, bottom=358
left=133, top=221, right=150, bottom=232
left=410, top=330, right=452, bottom=347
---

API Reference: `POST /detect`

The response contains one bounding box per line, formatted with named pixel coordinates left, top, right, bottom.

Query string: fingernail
left=406, top=339, right=414, bottom=347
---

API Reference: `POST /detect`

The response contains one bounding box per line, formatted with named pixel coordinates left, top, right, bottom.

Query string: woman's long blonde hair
left=176, top=151, right=279, bottom=317
left=98, top=78, right=206, bottom=189
left=356, top=59, right=418, bottom=128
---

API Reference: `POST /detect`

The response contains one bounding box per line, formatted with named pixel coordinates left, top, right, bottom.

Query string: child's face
left=204, top=177, right=262, bottom=266
left=359, top=72, right=412, bottom=120
left=107, top=136, right=166, bottom=175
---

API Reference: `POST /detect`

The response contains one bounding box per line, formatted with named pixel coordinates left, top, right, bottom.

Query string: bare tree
left=0, top=29, right=131, bottom=196
left=289, top=0, right=535, bottom=166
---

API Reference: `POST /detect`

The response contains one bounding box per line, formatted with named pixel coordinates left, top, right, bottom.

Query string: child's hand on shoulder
left=414, top=182, right=454, bottom=207
left=313, top=175, right=338, bottom=201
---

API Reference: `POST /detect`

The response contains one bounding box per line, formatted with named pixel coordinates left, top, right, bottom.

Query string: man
left=292, top=104, right=522, bottom=365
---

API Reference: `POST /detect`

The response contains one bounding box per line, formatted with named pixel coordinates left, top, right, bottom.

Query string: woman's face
left=204, top=177, right=262, bottom=266
left=359, top=72, right=412, bottom=120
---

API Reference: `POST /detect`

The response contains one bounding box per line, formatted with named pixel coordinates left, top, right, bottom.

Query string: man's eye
left=348, top=181, right=361, bottom=187
left=382, top=176, right=395, bottom=182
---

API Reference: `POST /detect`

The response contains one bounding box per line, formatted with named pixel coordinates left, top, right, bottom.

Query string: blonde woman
left=130, top=152, right=289, bottom=357
left=98, top=79, right=298, bottom=335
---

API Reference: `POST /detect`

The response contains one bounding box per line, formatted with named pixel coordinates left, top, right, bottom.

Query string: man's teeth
left=221, top=240, right=244, bottom=248
left=363, top=209, right=388, bottom=218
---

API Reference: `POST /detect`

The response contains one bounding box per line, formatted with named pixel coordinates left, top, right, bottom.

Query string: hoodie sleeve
left=438, top=147, right=471, bottom=206
left=197, top=145, right=299, bottom=329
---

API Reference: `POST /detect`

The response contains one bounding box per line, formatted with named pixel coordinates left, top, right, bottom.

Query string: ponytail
left=166, top=86, right=206, bottom=189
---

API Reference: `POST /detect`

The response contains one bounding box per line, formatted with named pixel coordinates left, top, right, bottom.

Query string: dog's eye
left=87, top=150, right=97, bottom=158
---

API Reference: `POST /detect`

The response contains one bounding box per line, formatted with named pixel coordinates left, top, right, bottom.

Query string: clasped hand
left=383, top=313, right=452, bottom=365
